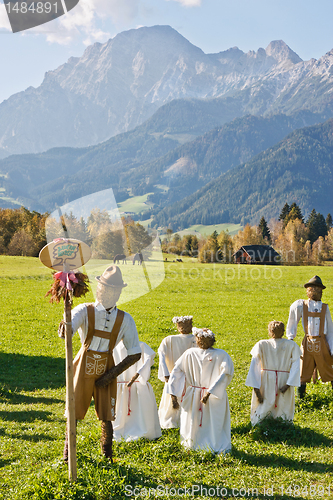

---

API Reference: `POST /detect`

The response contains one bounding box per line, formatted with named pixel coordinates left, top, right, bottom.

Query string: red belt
left=262, top=370, right=289, bottom=407
left=190, top=385, right=208, bottom=427
left=118, top=381, right=139, bottom=415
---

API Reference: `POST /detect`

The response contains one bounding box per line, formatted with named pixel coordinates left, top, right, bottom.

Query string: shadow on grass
left=231, top=446, right=332, bottom=474
left=0, top=385, right=63, bottom=405
left=0, top=352, right=65, bottom=391
left=0, top=410, right=53, bottom=422
left=233, top=417, right=332, bottom=448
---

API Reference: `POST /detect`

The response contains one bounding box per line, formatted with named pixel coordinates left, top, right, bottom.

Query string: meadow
left=0, top=256, right=332, bottom=499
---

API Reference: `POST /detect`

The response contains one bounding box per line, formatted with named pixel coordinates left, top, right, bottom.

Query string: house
left=232, top=245, right=281, bottom=265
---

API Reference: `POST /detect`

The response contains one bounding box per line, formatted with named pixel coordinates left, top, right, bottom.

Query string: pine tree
left=258, top=216, right=271, bottom=242
left=307, top=209, right=328, bottom=244
left=284, top=203, right=304, bottom=227
left=279, top=203, right=290, bottom=222
left=326, top=213, right=333, bottom=230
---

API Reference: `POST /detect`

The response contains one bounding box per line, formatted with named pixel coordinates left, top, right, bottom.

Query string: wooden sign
left=39, top=238, right=91, bottom=271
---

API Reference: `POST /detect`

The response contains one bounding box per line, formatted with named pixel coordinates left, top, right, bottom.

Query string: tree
left=279, top=203, right=290, bottom=222
left=198, top=231, right=222, bottom=263
left=7, top=229, right=37, bottom=257
left=306, top=209, right=328, bottom=244
left=326, top=213, right=333, bottom=231
left=284, top=203, right=304, bottom=226
left=258, top=217, right=271, bottom=242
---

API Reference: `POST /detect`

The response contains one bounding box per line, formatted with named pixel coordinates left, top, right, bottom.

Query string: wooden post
left=64, top=290, right=77, bottom=482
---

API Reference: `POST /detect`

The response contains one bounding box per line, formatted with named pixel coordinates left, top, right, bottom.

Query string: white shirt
left=69, top=301, right=141, bottom=356
left=286, top=299, right=333, bottom=353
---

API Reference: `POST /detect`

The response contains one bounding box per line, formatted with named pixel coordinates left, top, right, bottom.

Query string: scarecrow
left=113, top=341, right=161, bottom=441
left=59, top=265, right=141, bottom=462
left=245, top=321, right=301, bottom=425
left=286, top=275, right=333, bottom=397
left=158, top=316, right=196, bottom=428
left=167, top=328, right=234, bottom=454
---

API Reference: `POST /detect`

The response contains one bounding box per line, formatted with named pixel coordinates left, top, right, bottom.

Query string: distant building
left=232, top=245, right=281, bottom=265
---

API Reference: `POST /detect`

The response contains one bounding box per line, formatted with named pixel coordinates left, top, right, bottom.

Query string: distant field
left=174, top=223, right=243, bottom=238
left=0, top=256, right=333, bottom=499
left=117, top=193, right=154, bottom=214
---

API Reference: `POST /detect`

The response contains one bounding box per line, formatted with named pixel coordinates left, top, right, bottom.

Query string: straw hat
left=95, top=265, right=127, bottom=288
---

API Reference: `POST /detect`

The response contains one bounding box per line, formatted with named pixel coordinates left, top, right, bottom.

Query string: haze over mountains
left=1, top=25, right=333, bottom=159
left=1, top=25, right=333, bottom=227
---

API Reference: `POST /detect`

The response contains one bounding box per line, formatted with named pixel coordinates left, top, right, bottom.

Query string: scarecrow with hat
left=158, top=316, right=196, bottom=428
left=245, top=321, right=301, bottom=425
left=167, top=328, right=234, bottom=453
left=60, top=265, right=141, bottom=462
left=286, top=275, right=333, bottom=397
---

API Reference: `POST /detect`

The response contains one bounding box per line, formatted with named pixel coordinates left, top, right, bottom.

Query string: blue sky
left=1, top=0, right=333, bottom=104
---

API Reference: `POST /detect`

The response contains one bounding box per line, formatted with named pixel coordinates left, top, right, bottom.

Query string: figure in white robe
left=168, top=328, right=234, bottom=454
left=158, top=315, right=196, bottom=429
left=113, top=341, right=162, bottom=441
left=245, top=321, right=301, bottom=426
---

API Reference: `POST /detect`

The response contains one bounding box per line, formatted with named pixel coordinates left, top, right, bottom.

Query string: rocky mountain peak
left=265, top=40, right=302, bottom=64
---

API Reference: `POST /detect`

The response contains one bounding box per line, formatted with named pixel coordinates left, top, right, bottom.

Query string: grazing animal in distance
left=133, top=253, right=143, bottom=265
left=114, top=254, right=127, bottom=264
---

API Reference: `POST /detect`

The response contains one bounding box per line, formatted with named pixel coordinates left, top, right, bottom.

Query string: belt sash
left=262, top=369, right=290, bottom=407
left=190, top=385, right=208, bottom=427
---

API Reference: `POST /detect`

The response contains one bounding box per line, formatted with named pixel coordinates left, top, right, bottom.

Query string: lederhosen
left=301, top=301, right=333, bottom=383
left=73, top=305, right=124, bottom=421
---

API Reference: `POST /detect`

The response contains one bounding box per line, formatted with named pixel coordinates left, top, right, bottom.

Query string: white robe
left=167, top=347, right=234, bottom=454
left=158, top=333, right=196, bottom=429
left=113, top=341, right=161, bottom=441
left=245, top=338, right=301, bottom=425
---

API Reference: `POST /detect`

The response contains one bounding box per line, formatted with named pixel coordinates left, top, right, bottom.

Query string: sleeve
left=325, top=306, right=333, bottom=354
left=245, top=357, right=262, bottom=389
left=137, top=343, right=155, bottom=384
left=286, top=344, right=301, bottom=387
left=158, top=338, right=170, bottom=381
left=286, top=300, right=303, bottom=340
left=208, top=353, right=234, bottom=399
left=166, top=352, right=186, bottom=398
left=119, top=313, right=141, bottom=356
left=70, top=303, right=88, bottom=344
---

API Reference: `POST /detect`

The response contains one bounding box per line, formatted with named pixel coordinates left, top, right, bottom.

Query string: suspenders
left=303, top=301, right=327, bottom=336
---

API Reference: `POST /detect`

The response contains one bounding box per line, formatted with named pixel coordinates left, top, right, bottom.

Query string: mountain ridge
left=1, top=25, right=329, bottom=158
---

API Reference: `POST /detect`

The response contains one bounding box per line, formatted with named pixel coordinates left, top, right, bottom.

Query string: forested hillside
left=153, top=119, right=333, bottom=228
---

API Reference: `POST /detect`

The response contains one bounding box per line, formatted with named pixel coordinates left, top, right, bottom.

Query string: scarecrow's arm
left=95, top=353, right=141, bottom=387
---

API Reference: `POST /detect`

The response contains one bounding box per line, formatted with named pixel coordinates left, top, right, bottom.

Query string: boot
left=101, top=420, right=113, bottom=461
left=298, top=383, right=306, bottom=399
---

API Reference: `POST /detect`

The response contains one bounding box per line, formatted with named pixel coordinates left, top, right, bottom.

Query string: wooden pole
left=65, top=289, right=77, bottom=482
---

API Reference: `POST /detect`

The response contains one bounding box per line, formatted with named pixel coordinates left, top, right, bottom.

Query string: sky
left=1, top=0, right=333, bottom=104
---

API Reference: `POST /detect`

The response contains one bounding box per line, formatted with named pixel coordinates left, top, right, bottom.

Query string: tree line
left=161, top=203, right=333, bottom=265
left=0, top=207, right=152, bottom=259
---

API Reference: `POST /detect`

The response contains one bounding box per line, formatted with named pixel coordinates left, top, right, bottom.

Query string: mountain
left=0, top=109, right=326, bottom=212
left=153, top=119, right=333, bottom=228
left=2, top=25, right=333, bottom=157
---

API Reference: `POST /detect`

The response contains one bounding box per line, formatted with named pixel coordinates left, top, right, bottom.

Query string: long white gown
left=167, top=347, right=234, bottom=453
left=158, top=333, right=196, bottom=428
left=245, top=338, right=301, bottom=425
left=113, top=341, right=162, bottom=441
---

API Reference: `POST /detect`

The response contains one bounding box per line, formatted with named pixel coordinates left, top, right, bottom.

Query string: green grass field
left=117, top=194, right=154, bottom=215
left=0, top=256, right=333, bottom=499
left=173, top=223, right=243, bottom=239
